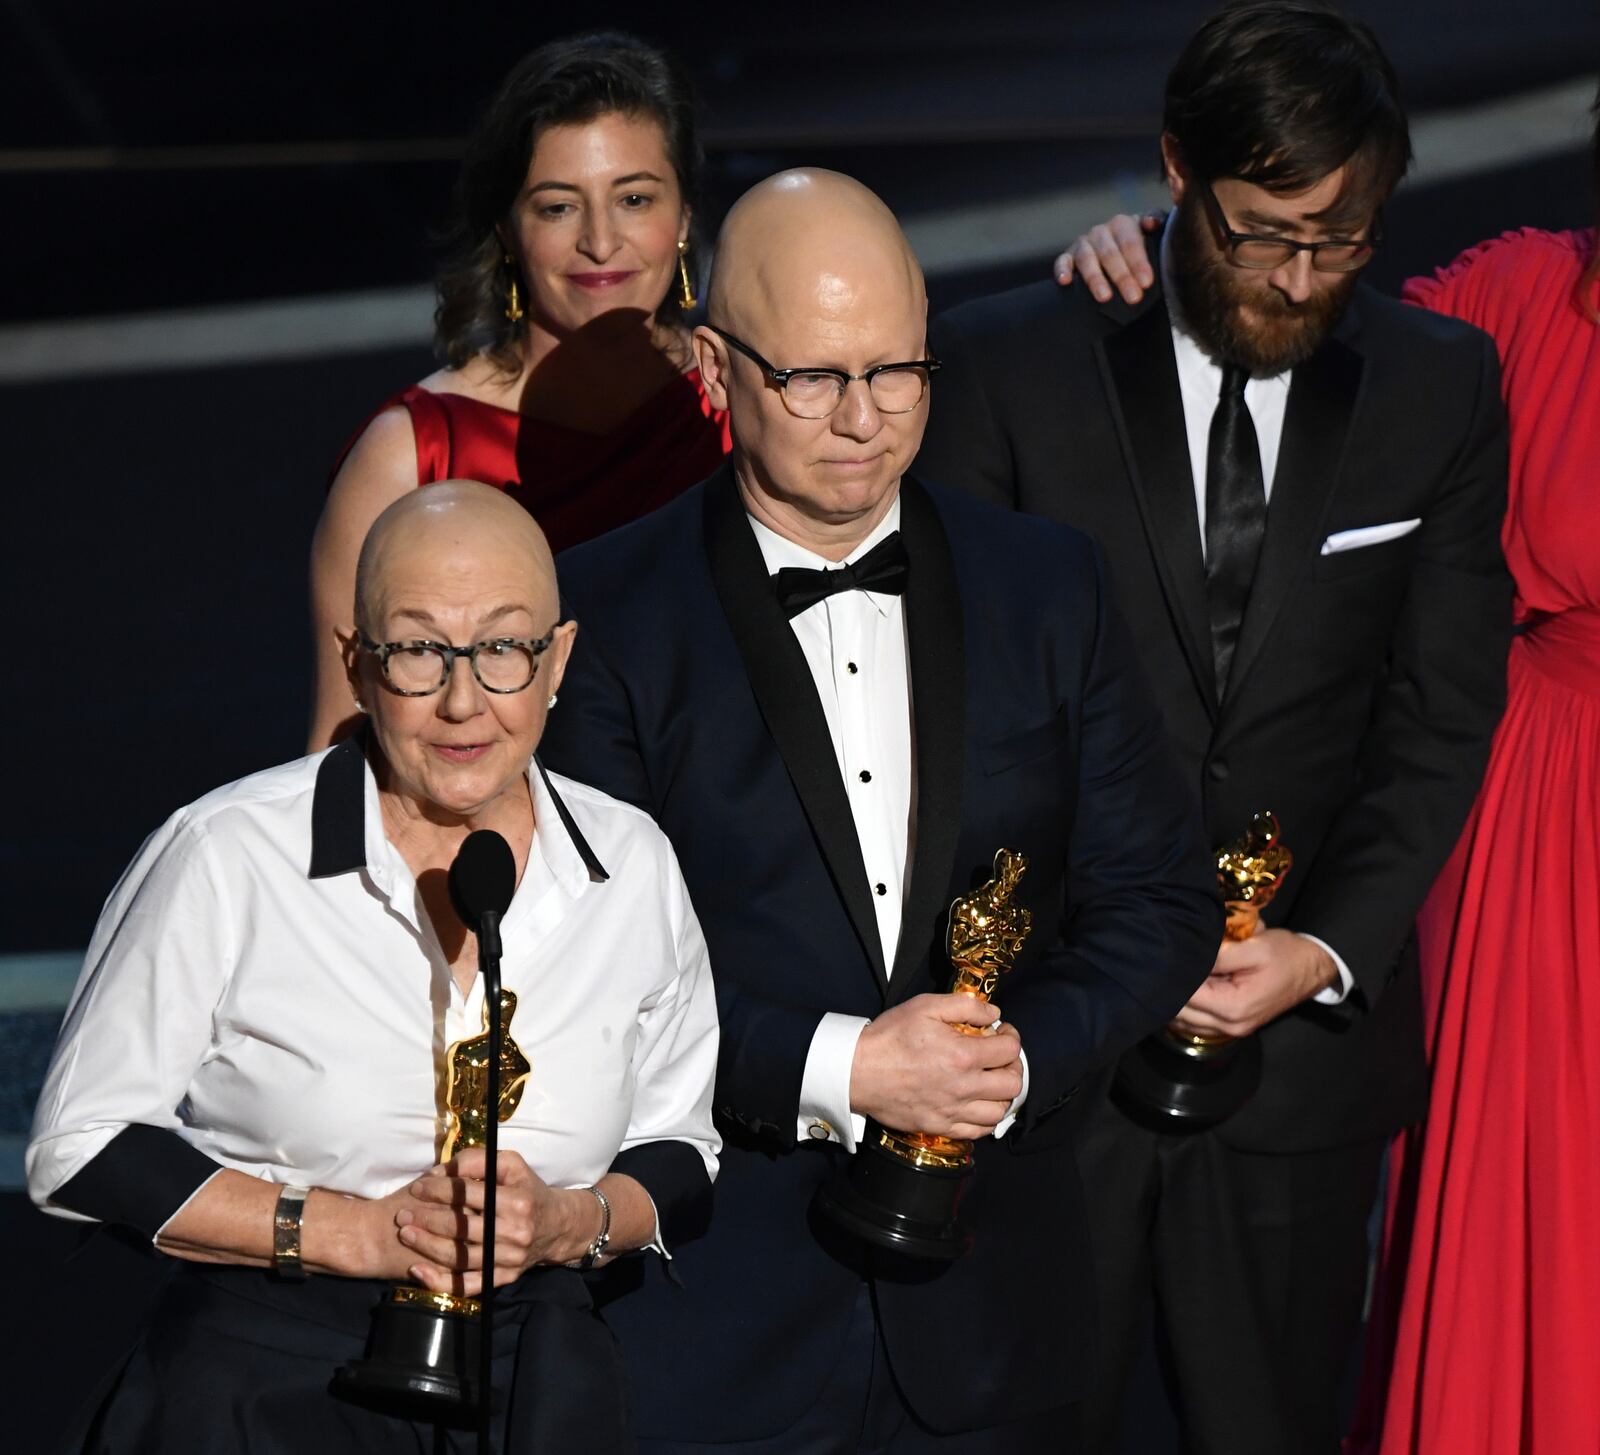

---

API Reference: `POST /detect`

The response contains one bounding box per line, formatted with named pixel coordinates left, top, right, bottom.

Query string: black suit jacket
left=540, top=466, right=1222, bottom=1441
left=921, top=271, right=1512, bottom=1153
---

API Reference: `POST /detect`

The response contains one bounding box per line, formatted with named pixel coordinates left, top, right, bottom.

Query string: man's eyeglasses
left=1196, top=178, right=1381, bottom=273
left=357, top=627, right=558, bottom=696
left=709, top=326, right=940, bottom=420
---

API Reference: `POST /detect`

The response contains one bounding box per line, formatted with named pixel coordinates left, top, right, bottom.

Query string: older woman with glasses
left=28, top=481, right=719, bottom=1455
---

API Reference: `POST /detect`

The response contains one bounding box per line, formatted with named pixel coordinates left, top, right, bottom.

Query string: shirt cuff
left=796, top=1013, right=870, bottom=1152
left=607, top=1140, right=712, bottom=1253
left=48, top=1124, right=224, bottom=1240
left=994, top=1049, right=1030, bottom=1139
left=1300, top=934, right=1355, bottom=1006
left=643, top=1195, right=668, bottom=1259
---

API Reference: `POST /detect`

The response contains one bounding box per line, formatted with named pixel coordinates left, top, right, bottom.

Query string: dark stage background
left=2, top=1, right=1595, bottom=1446
left=6, top=0, right=1597, bottom=952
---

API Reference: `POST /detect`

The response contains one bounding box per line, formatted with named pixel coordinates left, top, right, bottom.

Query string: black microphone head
left=449, top=830, right=517, bottom=926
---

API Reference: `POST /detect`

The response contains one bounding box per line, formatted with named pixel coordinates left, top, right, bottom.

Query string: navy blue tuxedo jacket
left=541, top=466, right=1222, bottom=1440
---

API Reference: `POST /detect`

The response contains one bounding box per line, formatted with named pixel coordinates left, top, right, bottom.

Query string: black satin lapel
left=1223, top=336, right=1363, bottom=706
left=888, top=481, right=966, bottom=1004
left=701, top=467, right=889, bottom=992
left=1099, top=301, right=1218, bottom=714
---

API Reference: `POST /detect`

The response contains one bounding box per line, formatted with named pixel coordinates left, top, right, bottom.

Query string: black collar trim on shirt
left=306, top=730, right=610, bottom=884
left=308, top=731, right=368, bottom=879
left=535, top=758, right=610, bottom=884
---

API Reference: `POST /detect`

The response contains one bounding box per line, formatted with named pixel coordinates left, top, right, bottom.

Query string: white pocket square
left=1320, top=519, right=1422, bottom=555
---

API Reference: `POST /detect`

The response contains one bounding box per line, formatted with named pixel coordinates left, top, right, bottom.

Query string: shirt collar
left=746, top=495, right=904, bottom=617
left=308, top=733, right=367, bottom=879
left=529, top=758, right=609, bottom=897
left=307, top=732, right=609, bottom=897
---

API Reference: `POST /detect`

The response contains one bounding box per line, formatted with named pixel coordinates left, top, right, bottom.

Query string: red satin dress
left=1356, top=230, right=1600, bottom=1454
left=362, top=368, right=730, bottom=554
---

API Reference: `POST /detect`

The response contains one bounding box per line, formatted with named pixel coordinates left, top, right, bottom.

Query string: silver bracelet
left=271, top=1185, right=311, bottom=1281
left=577, top=1184, right=612, bottom=1270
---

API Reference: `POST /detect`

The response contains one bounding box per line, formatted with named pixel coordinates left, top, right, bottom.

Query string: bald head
left=348, top=480, right=577, bottom=819
left=706, top=169, right=925, bottom=342
left=354, top=480, right=557, bottom=633
left=695, top=170, right=932, bottom=556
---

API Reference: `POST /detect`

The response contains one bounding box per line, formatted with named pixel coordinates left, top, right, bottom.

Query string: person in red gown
left=309, top=33, right=729, bottom=749
left=1353, top=212, right=1600, bottom=1455
left=1055, top=94, right=1600, bottom=1455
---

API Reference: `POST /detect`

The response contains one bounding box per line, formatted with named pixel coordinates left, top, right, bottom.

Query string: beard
left=1166, top=198, right=1358, bottom=375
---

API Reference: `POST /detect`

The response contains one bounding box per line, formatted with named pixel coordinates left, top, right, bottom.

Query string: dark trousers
left=1078, top=1085, right=1382, bottom=1455
left=68, top=1262, right=629, bottom=1454
left=639, top=1282, right=1078, bottom=1454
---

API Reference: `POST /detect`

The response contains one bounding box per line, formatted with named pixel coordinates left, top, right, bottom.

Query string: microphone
left=448, top=829, right=516, bottom=960
left=447, top=828, right=516, bottom=1455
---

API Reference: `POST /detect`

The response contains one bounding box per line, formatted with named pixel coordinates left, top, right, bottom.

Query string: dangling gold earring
left=503, top=253, right=524, bottom=324
left=676, top=239, right=697, bottom=311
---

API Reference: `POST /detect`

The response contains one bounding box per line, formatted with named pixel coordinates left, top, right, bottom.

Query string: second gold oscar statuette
left=816, top=848, right=1033, bottom=1259
left=1111, top=811, right=1293, bottom=1130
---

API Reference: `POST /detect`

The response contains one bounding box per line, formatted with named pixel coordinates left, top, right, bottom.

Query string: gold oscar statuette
left=1172, top=812, right=1294, bottom=1052
left=877, top=849, right=1034, bottom=1172
left=440, top=988, right=533, bottom=1163
left=333, top=988, right=531, bottom=1419
left=817, top=849, right=1033, bottom=1259
left=1112, top=810, right=1293, bottom=1130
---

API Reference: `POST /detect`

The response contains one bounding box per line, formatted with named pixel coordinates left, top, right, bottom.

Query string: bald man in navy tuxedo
left=539, top=168, right=1222, bottom=1453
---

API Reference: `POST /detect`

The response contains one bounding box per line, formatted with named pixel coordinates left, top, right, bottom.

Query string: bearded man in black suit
left=538, top=167, right=1222, bottom=1452
left=918, top=5, right=1512, bottom=1452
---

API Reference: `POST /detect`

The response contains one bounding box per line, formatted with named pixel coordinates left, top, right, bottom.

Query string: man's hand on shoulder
left=850, top=993, right=1023, bottom=1141
left=1169, top=930, right=1339, bottom=1041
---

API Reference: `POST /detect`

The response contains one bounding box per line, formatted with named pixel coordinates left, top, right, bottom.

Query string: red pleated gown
left=1359, top=229, right=1600, bottom=1453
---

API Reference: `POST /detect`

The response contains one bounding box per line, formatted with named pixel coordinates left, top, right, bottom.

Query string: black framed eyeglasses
left=709, top=326, right=940, bottom=419
left=1196, top=179, right=1381, bottom=273
left=357, top=627, right=558, bottom=696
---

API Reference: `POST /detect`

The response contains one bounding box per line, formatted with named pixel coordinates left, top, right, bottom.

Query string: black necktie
left=1204, top=363, right=1267, bottom=700
left=772, top=531, right=910, bottom=619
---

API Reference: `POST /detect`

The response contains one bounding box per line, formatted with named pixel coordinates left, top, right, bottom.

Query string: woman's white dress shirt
left=27, top=740, right=720, bottom=1235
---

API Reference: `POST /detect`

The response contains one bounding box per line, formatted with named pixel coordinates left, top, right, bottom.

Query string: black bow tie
left=772, top=531, right=910, bottom=619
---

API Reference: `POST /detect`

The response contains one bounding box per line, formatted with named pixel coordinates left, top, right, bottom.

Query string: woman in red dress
left=1356, top=222, right=1600, bottom=1455
left=1055, top=102, right=1600, bottom=1454
left=308, top=33, right=730, bottom=748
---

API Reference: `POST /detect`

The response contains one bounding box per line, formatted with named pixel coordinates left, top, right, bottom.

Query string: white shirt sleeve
left=616, top=859, right=723, bottom=1254
left=994, top=1049, right=1030, bottom=1138
left=797, top=1013, right=871, bottom=1151
left=26, top=811, right=235, bottom=1223
left=1300, top=933, right=1355, bottom=1006
left=798, top=1020, right=1032, bottom=1149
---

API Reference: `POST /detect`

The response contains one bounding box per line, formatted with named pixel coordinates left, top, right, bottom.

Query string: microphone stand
left=476, top=906, right=503, bottom=1455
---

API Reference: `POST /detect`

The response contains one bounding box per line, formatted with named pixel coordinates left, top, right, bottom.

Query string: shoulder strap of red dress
left=391, top=385, right=451, bottom=485
left=326, top=384, right=451, bottom=490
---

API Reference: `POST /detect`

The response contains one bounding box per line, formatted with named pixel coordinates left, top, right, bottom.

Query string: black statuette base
left=1111, top=1031, right=1263, bottom=1133
left=331, top=1294, right=482, bottom=1426
left=815, top=1126, right=974, bottom=1261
